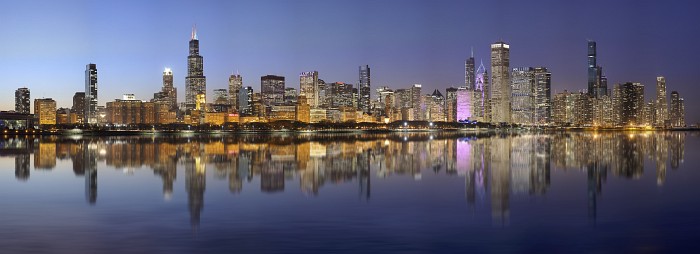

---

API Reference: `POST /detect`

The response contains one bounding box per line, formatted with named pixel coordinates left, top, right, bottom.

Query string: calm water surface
left=0, top=131, right=698, bottom=253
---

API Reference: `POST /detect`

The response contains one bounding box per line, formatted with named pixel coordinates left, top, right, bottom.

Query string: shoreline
left=3, top=127, right=699, bottom=137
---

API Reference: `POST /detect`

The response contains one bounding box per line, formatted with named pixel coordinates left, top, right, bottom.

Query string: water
left=0, top=131, right=698, bottom=253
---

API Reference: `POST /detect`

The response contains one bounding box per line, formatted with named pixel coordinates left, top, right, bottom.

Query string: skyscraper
left=161, top=68, right=177, bottom=110
left=229, top=74, right=242, bottom=111
left=533, top=67, right=552, bottom=125
left=410, top=84, right=422, bottom=121
left=456, top=87, right=471, bottom=121
left=261, top=75, right=285, bottom=106
left=35, top=98, right=57, bottom=125
left=587, top=41, right=607, bottom=98
left=72, top=92, right=85, bottom=124
left=358, top=65, right=371, bottom=114
left=445, top=87, right=458, bottom=122
left=511, top=67, right=534, bottom=125
left=655, top=76, right=668, bottom=127
left=299, top=71, right=319, bottom=108
left=15, top=87, right=30, bottom=114
left=85, top=63, right=98, bottom=124
left=670, top=91, right=685, bottom=127
left=472, top=61, right=489, bottom=123
left=185, top=26, right=206, bottom=112
left=491, top=41, right=511, bottom=124
left=617, top=82, right=645, bottom=126
left=238, top=86, right=253, bottom=115
left=465, top=51, right=475, bottom=89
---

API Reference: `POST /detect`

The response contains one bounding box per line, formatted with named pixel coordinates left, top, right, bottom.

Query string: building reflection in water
left=0, top=131, right=688, bottom=229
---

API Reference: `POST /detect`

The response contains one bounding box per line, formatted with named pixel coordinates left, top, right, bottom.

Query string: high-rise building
left=162, top=68, right=177, bottom=110
left=428, top=89, right=445, bottom=122
left=238, top=86, right=253, bottom=115
left=511, top=67, right=534, bottom=125
left=456, top=87, right=471, bottom=122
left=465, top=52, right=475, bottom=89
left=284, top=87, right=297, bottom=105
left=617, top=82, right=645, bottom=126
left=85, top=63, right=98, bottom=124
left=72, top=92, right=85, bottom=124
left=410, top=84, right=422, bottom=121
left=228, top=74, right=243, bottom=111
left=358, top=65, right=371, bottom=114
left=472, top=61, right=490, bottom=123
left=261, top=75, right=285, bottom=106
left=490, top=41, right=511, bottom=124
left=670, top=91, right=685, bottom=127
left=655, top=76, right=668, bottom=127
left=185, top=26, right=206, bottom=112
left=587, top=41, right=607, bottom=98
left=213, top=89, right=229, bottom=105
left=446, top=87, right=458, bottom=122
left=299, top=71, right=319, bottom=108
left=34, top=98, right=57, bottom=125
left=15, top=88, right=30, bottom=114
left=533, top=67, right=552, bottom=125
left=330, top=82, right=356, bottom=108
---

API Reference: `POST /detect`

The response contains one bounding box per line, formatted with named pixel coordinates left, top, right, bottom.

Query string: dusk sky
left=1, top=0, right=699, bottom=122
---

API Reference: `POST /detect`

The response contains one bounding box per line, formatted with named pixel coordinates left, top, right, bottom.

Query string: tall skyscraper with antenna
left=185, top=26, right=206, bottom=112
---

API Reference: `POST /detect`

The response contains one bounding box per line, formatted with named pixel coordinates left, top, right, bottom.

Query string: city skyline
left=1, top=0, right=699, bottom=123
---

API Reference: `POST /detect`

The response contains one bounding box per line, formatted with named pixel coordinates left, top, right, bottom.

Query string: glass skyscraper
left=85, top=63, right=98, bottom=124
left=185, top=26, right=206, bottom=112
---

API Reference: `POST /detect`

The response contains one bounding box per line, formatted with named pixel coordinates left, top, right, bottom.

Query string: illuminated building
left=587, top=41, right=607, bottom=98
left=299, top=71, right=319, bottom=108
left=15, top=87, right=30, bottom=114
left=261, top=75, right=285, bottom=106
left=85, top=63, right=98, bottom=124
left=655, top=76, right=668, bottom=127
left=153, top=68, right=177, bottom=111
left=533, top=67, right=551, bottom=125
left=456, top=87, right=471, bottom=121
left=295, top=95, right=310, bottom=123
left=284, top=87, right=297, bottom=105
left=358, top=65, right=371, bottom=114
left=410, top=84, right=422, bottom=121
left=229, top=74, right=242, bottom=111
left=446, top=87, right=458, bottom=122
left=490, top=41, right=511, bottom=124
left=238, top=86, right=253, bottom=115
left=72, top=92, right=85, bottom=124
left=195, top=93, right=206, bottom=111
left=34, top=98, right=57, bottom=125
left=670, top=91, right=685, bottom=127
left=185, top=26, right=206, bottom=112
left=465, top=50, right=475, bottom=89
left=472, top=60, right=490, bottom=122
left=617, top=82, right=644, bottom=126
left=511, top=67, right=534, bottom=125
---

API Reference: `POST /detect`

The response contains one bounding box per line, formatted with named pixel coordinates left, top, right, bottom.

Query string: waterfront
left=0, top=131, right=698, bottom=253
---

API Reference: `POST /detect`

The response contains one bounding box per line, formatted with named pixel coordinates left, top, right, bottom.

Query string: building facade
left=261, top=75, right=285, bottom=106
left=358, top=65, right=371, bottom=114
left=15, top=88, right=30, bottom=114
left=185, top=26, right=206, bottom=112
left=490, top=41, right=511, bottom=124
left=85, top=63, right=98, bottom=124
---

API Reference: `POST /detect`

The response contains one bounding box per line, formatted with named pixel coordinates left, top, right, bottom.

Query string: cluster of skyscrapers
left=8, top=28, right=687, bottom=129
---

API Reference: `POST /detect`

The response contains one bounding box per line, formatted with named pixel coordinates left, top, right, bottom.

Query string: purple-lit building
left=456, top=87, right=471, bottom=121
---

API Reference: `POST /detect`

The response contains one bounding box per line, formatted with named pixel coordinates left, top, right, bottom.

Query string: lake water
left=0, top=131, right=698, bottom=253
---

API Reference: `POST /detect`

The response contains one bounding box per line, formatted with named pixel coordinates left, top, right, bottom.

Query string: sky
left=1, top=0, right=699, bottom=123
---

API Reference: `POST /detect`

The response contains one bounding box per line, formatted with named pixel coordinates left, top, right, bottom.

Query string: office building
left=491, top=41, right=511, bottom=124
left=85, top=63, right=98, bottom=124
left=185, top=26, right=206, bottom=111
left=300, top=71, right=319, bottom=108
left=15, top=88, right=30, bottom=114
left=358, top=65, right=371, bottom=114
left=261, top=75, right=285, bottom=106
left=35, top=98, right=57, bottom=125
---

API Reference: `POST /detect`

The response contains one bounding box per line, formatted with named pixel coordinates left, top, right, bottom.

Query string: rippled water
left=0, top=131, right=698, bottom=253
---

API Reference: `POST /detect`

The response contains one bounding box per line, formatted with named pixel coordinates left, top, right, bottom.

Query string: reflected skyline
left=0, top=131, right=689, bottom=231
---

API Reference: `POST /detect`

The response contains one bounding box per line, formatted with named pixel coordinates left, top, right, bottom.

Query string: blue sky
left=1, top=0, right=699, bottom=122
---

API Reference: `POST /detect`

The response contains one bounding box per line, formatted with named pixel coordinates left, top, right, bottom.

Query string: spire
left=191, top=24, right=198, bottom=40
left=471, top=46, right=474, bottom=58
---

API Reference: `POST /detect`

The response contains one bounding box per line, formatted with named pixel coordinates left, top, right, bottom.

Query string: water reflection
left=0, top=131, right=689, bottom=230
